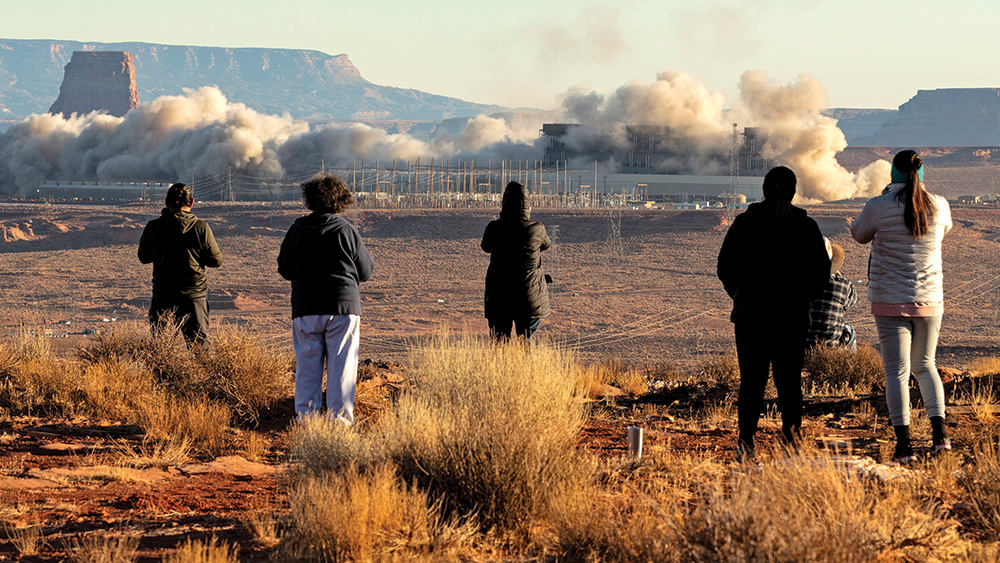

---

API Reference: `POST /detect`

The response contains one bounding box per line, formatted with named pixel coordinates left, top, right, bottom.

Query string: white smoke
left=555, top=70, right=889, bottom=200
left=0, top=87, right=543, bottom=195
left=737, top=71, right=887, bottom=202
left=0, top=74, right=889, bottom=201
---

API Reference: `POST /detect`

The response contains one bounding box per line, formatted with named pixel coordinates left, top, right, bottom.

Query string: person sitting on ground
left=138, top=183, right=223, bottom=348
left=481, top=181, right=552, bottom=342
left=807, top=238, right=859, bottom=352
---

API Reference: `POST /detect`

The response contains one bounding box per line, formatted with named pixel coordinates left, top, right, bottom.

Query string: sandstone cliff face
left=48, top=51, right=140, bottom=118
left=857, top=88, right=1000, bottom=146
left=0, top=39, right=510, bottom=122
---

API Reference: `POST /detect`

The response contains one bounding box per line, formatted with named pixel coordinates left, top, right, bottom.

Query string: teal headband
left=891, top=163, right=924, bottom=184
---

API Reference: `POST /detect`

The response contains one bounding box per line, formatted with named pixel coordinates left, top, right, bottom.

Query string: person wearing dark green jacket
left=481, top=181, right=552, bottom=341
left=138, top=183, right=223, bottom=347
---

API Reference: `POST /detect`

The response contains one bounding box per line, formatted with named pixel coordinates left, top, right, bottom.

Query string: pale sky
left=3, top=0, right=998, bottom=111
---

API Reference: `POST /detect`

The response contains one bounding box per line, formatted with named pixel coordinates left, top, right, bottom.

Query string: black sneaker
left=894, top=445, right=917, bottom=465
left=933, top=437, right=952, bottom=455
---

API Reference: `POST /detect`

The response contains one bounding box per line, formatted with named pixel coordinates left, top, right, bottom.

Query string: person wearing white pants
left=293, top=314, right=361, bottom=424
left=278, top=174, right=374, bottom=424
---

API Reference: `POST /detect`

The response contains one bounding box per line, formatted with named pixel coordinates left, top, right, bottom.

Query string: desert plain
left=2, top=152, right=1000, bottom=560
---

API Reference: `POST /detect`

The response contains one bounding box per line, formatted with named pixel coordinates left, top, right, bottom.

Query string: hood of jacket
left=162, top=208, right=199, bottom=233
left=501, top=184, right=530, bottom=220
left=293, top=211, right=342, bottom=233
left=741, top=199, right=808, bottom=224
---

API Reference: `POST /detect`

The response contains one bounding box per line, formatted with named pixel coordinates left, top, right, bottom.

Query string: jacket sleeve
left=850, top=200, right=877, bottom=244
left=199, top=224, right=223, bottom=268
left=939, top=198, right=953, bottom=236
left=716, top=217, right=744, bottom=299
left=137, top=223, right=155, bottom=264
left=481, top=222, right=494, bottom=253
left=804, top=219, right=832, bottom=300
left=538, top=225, right=552, bottom=252
left=354, top=233, right=374, bottom=283
left=277, top=227, right=297, bottom=281
left=844, top=280, right=859, bottom=311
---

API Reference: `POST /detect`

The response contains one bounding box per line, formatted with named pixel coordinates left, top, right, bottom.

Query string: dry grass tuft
left=69, top=533, right=140, bottom=563
left=3, top=521, right=45, bottom=557
left=804, top=344, right=884, bottom=392
left=285, top=463, right=473, bottom=562
left=970, top=381, right=998, bottom=422
left=698, top=348, right=739, bottom=388
left=967, top=357, right=1000, bottom=375
left=197, top=326, right=294, bottom=426
left=289, top=335, right=589, bottom=535
left=957, top=425, right=1000, bottom=541
left=384, top=335, right=588, bottom=533
left=164, top=537, right=238, bottom=563
left=674, top=452, right=965, bottom=562
left=136, top=394, right=231, bottom=456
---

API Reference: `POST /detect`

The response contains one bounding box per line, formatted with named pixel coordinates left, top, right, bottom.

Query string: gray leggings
left=875, top=315, right=945, bottom=426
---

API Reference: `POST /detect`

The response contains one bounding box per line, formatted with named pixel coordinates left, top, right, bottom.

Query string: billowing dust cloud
left=556, top=70, right=888, bottom=201
left=0, top=73, right=889, bottom=201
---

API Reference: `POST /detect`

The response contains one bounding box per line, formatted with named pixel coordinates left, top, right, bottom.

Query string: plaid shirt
left=807, top=272, right=859, bottom=347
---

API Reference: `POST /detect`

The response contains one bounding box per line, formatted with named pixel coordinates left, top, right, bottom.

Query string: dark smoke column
left=49, top=51, right=140, bottom=118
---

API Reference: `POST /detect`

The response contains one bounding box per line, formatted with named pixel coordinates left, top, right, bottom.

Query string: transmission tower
left=725, top=123, right=740, bottom=225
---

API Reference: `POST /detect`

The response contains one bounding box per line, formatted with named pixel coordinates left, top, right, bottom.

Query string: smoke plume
left=0, top=87, right=539, bottom=195
left=737, top=71, right=887, bottom=202
left=0, top=72, right=889, bottom=201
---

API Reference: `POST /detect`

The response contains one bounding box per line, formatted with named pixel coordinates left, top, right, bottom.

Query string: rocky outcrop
left=855, top=88, right=1000, bottom=146
left=48, top=51, right=140, bottom=118
left=0, top=39, right=512, bottom=121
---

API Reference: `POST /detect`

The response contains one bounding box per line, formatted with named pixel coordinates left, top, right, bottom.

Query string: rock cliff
left=0, top=39, right=513, bottom=122
left=855, top=88, right=1000, bottom=146
left=48, top=51, right=140, bottom=118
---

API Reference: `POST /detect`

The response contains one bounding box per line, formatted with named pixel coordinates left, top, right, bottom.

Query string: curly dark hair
left=165, top=183, right=194, bottom=209
left=301, top=174, right=354, bottom=213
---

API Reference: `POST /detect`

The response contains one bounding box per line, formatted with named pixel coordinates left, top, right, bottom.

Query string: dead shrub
left=78, top=319, right=206, bottom=396
left=673, top=452, right=965, bottom=562
left=382, top=336, right=588, bottom=533
left=198, top=326, right=294, bottom=426
left=1, top=355, right=79, bottom=416
left=285, top=462, right=473, bottom=562
left=698, top=348, right=739, bottom=388
left=79, top=360, right=159, bottom=420
left=804, top=344, right=884, bottom=392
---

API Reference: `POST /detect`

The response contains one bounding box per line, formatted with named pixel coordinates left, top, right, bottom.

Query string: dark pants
left=150, top=296, right=210, bottom=349
left=734, top=320, right=807, bottom=450
left=488, top=316, right=541, bottom=343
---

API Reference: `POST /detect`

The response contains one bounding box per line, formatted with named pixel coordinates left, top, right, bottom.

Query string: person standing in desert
left=138, top=183, right=223, bottom=348
left=807, top=238, right=859, bottom=351
left=717, top=166, right=830, bottom=461
left=278, top=173, right=374, bottom=424
left=481, top=181, right=552, bottom=342
left=850, top=149, right=953, bottom=464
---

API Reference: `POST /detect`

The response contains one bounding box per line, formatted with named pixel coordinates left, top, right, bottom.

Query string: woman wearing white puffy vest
left=850, top=150, right=952, bottom=464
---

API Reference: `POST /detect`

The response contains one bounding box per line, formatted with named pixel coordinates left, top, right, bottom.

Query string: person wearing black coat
left=717, top=166, right=830, bottom=461
left=278, top=174, right=374, bottom=424
left=481, top=181, right=552, bottom=341
left=138, top=183, right=223, bottom=348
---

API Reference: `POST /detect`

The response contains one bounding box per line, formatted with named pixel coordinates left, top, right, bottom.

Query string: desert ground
left=2, top=157, right=1000, bottom=560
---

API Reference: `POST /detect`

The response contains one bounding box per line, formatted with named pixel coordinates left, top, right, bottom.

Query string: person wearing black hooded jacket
left=717, top=166, right=830, bottom=461
left=278, top=174, right=373, bottom=424
left=481, top=181, right=552, bottom=341
left=138, top=183, right=223, bottom=348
